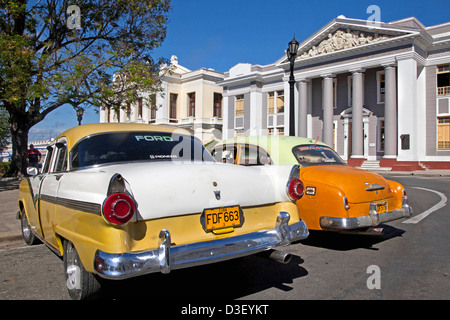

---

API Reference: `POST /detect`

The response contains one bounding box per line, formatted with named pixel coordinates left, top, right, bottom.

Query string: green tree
left=0, top=108, right=10, bottom=151
left=0, top=0, right=171, bottom=176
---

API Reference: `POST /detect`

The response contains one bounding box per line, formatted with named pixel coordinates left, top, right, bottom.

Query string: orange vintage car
left=212, top=136, right=412, bottom=235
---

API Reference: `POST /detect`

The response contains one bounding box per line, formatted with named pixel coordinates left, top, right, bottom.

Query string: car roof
left=215, top=135, right=330, bottom=165
left=54, top=123, right=189, bottom=150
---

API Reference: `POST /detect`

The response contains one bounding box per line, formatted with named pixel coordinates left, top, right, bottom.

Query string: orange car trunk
left=300, top=165, right=394, bottom=204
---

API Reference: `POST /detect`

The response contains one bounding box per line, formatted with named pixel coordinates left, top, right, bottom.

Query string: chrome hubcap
left=22, top=215, right=31, bottom=239
left=65, top=243, right=80, bottom=290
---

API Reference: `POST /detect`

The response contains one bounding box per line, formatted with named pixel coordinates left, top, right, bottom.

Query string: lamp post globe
left=76, top=108, right=84, bottom=126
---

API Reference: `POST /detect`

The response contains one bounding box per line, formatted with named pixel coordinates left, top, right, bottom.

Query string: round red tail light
left=287, top=179, right=304, bottom=201
left=102, top=193, right=135, bottom=225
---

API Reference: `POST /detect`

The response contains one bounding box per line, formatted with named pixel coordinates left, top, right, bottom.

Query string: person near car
left=26, top=144, right=42, bottom=170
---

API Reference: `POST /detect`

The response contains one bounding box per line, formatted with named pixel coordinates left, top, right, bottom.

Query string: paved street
left=0, top=172, right=449, bottom=300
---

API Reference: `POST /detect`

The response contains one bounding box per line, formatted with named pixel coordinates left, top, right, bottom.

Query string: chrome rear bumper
left=320, top=198, right=412, bottom=231
left=94, top=212, right=308, bottom=280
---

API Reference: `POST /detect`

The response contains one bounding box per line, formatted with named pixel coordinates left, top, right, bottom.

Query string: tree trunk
left=5, top=112, right=31, bottom=177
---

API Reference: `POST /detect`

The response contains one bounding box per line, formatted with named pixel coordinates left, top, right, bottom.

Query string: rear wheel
left=63, top=240, right=102, bottom=300
left=20, top=209, right=40, bottom=245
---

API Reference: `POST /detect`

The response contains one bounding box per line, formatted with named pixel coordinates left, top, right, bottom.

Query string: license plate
left=376, top=202, right=387, bottom=213
left=201, top=205, right=244, bottom=233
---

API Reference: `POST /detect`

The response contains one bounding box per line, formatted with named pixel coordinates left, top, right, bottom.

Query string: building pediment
left=277, top=16, right=421, bottom=65
left=298, top=28, right=394, bottom=59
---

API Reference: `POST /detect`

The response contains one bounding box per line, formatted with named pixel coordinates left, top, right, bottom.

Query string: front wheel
left=20, top=209, right=40, bottom=245
left=63, top=240, right=102, bottom=300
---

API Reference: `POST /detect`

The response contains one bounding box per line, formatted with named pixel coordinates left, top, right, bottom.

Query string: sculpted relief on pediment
left=299, top=29, right=392, bottom=59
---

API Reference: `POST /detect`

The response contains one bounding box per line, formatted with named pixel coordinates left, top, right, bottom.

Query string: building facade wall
left=220, top=16, right=450, bottom=170
left=100, top=56, right=224, bottom=143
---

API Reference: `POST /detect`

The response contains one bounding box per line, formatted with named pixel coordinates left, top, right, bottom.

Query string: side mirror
left=26, top=167, right=39, bottom=176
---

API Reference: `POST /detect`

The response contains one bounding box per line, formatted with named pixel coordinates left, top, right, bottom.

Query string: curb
left=357, top=169, right=450, bottom=176
left=0, top=232, right=23, bottom=243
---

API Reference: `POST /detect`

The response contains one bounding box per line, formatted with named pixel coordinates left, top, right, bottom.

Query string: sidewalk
left=0, top=178, right=23, bottom=245
left=1, top=169, right=450, bottom=245
left=370, top=169, right=450, bottom=176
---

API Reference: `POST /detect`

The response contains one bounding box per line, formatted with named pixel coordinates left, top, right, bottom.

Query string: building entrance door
left=348, top=122, right=352, bottom=158
left=347, top=121, right=367, bottom=159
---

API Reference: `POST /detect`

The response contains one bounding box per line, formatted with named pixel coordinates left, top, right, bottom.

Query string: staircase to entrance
left=358, top=160, right=392, bottom=171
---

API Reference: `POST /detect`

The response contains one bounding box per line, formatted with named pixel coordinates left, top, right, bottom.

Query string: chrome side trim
left=93, top=212, right=309, bottom=280
left=40, top=194, right=101, bottom=215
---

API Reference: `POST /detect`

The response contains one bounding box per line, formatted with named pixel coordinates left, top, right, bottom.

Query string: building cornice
left=220, top=68, right=283, bottom=88
left=162, top=71, right=224, bottom=85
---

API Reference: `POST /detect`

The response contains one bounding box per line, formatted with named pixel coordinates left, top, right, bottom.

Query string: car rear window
left=70, top=131, right=214, bottom=169
left=292, top=145, right=346, bottom=167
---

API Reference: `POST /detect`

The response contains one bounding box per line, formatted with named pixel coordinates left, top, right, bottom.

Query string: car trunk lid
left=97, top=162, right=284, bottom=221
left=300, top=165, right=393, bottom=204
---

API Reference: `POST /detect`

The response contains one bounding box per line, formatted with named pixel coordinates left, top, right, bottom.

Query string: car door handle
left=54, top=174, right=63, bottom=181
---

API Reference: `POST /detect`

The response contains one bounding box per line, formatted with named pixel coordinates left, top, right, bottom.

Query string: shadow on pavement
left=97, top=254, right=308, bottom=300
left=298, top=225, right=405, bottom=251
left=0, top=178, right=21, bottom=192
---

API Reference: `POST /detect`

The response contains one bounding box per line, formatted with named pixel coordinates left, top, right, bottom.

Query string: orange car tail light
left=343, top=196, right=350, bottom=210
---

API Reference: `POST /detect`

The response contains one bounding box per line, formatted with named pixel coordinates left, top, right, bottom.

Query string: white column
left=397, top=57, right=422, bottom=161
left=249, top=86, right=263, bottom=136
left=298, top=80, right=308, bottom=137
left=307, top=81, right=313, bottom=139
left=119, top=105, right=126, bottom=123
left=351, top=69, right=364, bottom=158
left=383, top=64, right=397, bottom=158
left=222, top=94, right=232, bottom=139
left=99, top=107, right=106, bottom=123
left=322, top=75, right=334, bottom=146
left=416, top=65, right=427, bottom=160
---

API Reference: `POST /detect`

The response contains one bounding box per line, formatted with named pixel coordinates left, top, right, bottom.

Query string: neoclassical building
left=221, top=16, right=450, bottom=170
left=100, top=56, right=224, bottom=142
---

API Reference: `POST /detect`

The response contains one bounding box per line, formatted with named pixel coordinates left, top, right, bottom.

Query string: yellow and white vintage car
left=18, top=123, right=308, bottom=299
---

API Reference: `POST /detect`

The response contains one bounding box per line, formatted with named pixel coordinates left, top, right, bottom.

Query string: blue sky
left=29, top=0, right=450, bottom=142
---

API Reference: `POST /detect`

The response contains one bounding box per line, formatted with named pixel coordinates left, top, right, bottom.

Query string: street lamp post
left=287, top=36, right=299, bottom=136
left=76, top=108, right=84, bottom=125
